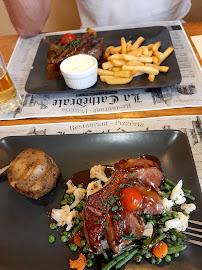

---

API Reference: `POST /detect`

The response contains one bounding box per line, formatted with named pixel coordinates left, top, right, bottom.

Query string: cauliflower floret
left=70, top=187, right=86, bottom=210
left=90, top=165, right=109, bottom=183
left=165, top=212, right=188, bottom=232
left=170, top=180, right=186, bottom=205
left=161, top=198, right=174, bottom=213
left=143, top=222, right=153, bottom=237
left=51, top=205, right=78, bottom=230
left=87, top=179, right=102, bottom=197
left=181, top=203, right=196, bottom=214
left=66, top=180, right=77, bottom=194
left=101, top=238, right=109, bottom=250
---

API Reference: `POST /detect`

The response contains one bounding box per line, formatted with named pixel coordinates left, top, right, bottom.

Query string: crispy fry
left=107, top=54, right=124, bottom=60
left=121, top=37, right=127, bottom=54
left=97, top=68, right=114, bottom=76
left=152, top=56, right=159, bottom=65
left=104, top=76, right=133, bottom=85
left=145, top=63, right=169, bottom=72
left=110, top=46, right=122, bottom=54
left=152, top=41, right=161, bottom=52
left=122, top=54, right=153, bottom=63
left=126, top=48, right=142, bottom=56
left=103, top=46, right=114, bottom=59
left=110, top=67, right=122, bottom=72
left=102, top=61, right=113, bottom=70
left=100, top=75, right=116, bottom=82
left=111, top=59, right=127, bottom=66
left=126, top=41, right=132, bottom=52
left=130, top=36, right=144, bottom=50
left=147, top=44, right=154, bottom=49
left=122, top=65, right=159, bottom=75
left=153, top=51, right=163, bottom=60
left=147, top=50, right=153, bottom=57
left=126, top=60, right=144, bottom=66
left=159, top=46, right=174, bottom=64
left=113, top=70, right=132, bottom=77
left=148, top=74, right=155, bottom=82
left=141, top=46, right=149, bottom=56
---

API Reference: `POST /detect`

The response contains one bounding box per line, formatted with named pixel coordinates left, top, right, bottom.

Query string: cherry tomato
left=152, top=241, right=168, bottom=258
left=120, top=187, right=142, bottom=211
left=74, top=230, right=85, bottom=247
left=61, top=33, right=76, bottom=44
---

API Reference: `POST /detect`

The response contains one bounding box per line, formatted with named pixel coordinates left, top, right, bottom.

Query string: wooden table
left=0, top=22, right=202, bottom=126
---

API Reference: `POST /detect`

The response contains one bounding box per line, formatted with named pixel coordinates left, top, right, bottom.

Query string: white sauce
left=62, top=54, right=95, bottom=73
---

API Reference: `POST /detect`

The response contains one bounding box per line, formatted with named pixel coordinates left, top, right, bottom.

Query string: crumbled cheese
left=90, top=165, right=109, bottom=183
left=143, top=222, right=153, bottom=237
left=87, top=180, right=102, bottom=197
left=66, top=180, right=77, bottom=194
left=101, top=239, right=109, bottom=250
left=170, top=180, right=186, bottom=205
left=51, top=205, right=78, bottom=230
left=165, top=212, right=188, bottom=232
left=161, top=198, right=174, bottom=213
left=181, top=203, right=196, bottom=214
left=70, top=187, right=86, bottom=210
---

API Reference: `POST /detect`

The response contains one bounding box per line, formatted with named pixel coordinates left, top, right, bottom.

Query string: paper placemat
left=191, top=35, right=202, bottom=61
left=0, top=115, right=201, bottom=189
left=1, top=21, right=202, bottom=120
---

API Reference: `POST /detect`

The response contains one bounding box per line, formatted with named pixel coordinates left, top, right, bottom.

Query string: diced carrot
left=152, top=241, right=168, bottom=258
left=70, top=253, right=86, bottom=270
left=74, top=230, right=85, bottom=247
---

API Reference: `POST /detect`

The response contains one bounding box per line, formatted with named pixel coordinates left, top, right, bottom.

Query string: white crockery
left=60, top=54, right=98, bottom=90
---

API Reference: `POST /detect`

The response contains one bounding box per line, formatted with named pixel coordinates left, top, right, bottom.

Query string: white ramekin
left=60, top=54, right=98, bottom=90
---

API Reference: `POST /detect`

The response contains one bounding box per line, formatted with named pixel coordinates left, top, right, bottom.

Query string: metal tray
left=0, top=130, right=201, bottom=270
left=25, top=26, right=182, bottom=94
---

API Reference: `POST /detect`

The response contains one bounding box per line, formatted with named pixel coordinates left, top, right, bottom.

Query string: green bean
left=101, top=251, right=129, bottom=270
left=150, top=233, right=167, bottom=249
left=169, top=229, right=186, bottom=240
left=102, top=249, right=109, bottom=261
left=78, top=184, right=83, bottom=188
left=164, top=178, right=191, bottom=194
left=167, top=244, right=187, bottom=254
left=163, top=190, right=172, bottom=199
left=171, top=234, right=177, bottom=242
left=141, top=214, right=146, bottom=223
left=72, top=225, right=80, bottom=236
left=115, top=248, right=138, bottom=269
left=123, top=242, right=138, bottom=252
left=142, top=236, right=153, bottom=251
left=184, top=193, right=195, bottom=201
left=159, top=216, right=172, bottom=223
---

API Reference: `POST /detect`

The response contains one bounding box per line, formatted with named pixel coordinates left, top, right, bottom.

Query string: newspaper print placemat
left=1, top=21, right=202, bottom=120
left=0, top=115, right=201, bottom=189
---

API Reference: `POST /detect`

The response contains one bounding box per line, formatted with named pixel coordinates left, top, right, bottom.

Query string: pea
left=86, top=259, right=93, bottom=267
left=145, top=214, right=150, bottom=219
left=145, top=252, right=152, bottom=259
left=50, top=222, right=57, bottom=230
left=134, top=254, right=142, bottom=263
left=61, top=235, right=68, bottom=242
left=148, top=219, right=155, bottom=225
left=76, top=204, right=83, bottom=212
left=48, top=235, right=55, bottom=244
left=75, top=218, right=80, bottom=225
left=70, top=244, right=77, bottom=251
left=79, top=221, right=84, bottom=229
left=177, top=238, right=182, bottom=244
left=81, top=240, right=86, bottom=246
left=80, top=200, right=86, bottom=207
left=78, top=184, right=83, bottom=188
left=157, top=227, right=164, bottom=234
left=171, top=235, right=177, bottom=242
left=164, top=255, right=171, bottom=263
left=174, top=252, right=180, bottom=258
left=67, top=198, right=74, bottom=205
left=150, top=257, right=156, bottom=265
left=88, top=252, right=95, bottom=259
left=64, top=194, right=69, bottom=200
left=83, top=246, right=88, bottom=253
left=161, top=211, right=167, bottom=217
left=60, top=199, right=68, bottom=206
left=70, top=194, right=75, bottom=200
left=156, top=257, right=162, bottom=264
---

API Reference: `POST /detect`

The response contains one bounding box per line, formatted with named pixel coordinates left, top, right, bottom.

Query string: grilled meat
left=47, top=36, right=103, bottom=64
left=7, top=148, right=60, bottom=199
left=83, top=156, right=164, bottom=255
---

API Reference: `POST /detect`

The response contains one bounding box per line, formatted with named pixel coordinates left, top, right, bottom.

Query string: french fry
left=152, top=41, right=161, bottom=52
left=122, top=65, right=159, bottom=75
left=107, top=54, right=124, bottom=60
left=147, top=44, right=154, bottom=49
left=110, top=67, right=122, bottom=72
left=110, top=46, right=122, bottom=54
left=122, top=54, right=153, bottom=63
left=126, top=48, right=142, bottom=56
left=159, top=46, right=174, bottom=64
left=145, top=63, right=169, bottom=73
left=126, top=60, right=144, bottom=66
left=126, top=41, right=132, bottom=52
left=121, top=37, right=127, bottom=54
left=152, top=56, right=159, bottom=65
left=103, top=46, right=114, bottom=59
left=141, top=46, right=149, bottom=56
left=111, top=59, right=127, bottom=66
left=148, top=74, right=155, bottom=82
left=130, top=36, right=144, bottom=50
left=147, top=50, right=153, bottom=57
left=113, top=70, right=132, bottom=77
left=153, top=51, right=163, bottom=61
left=97, top=68, right=114, bottom=76
left=102, top=61, right=113, bottom=70
left=104, top=76, right=133, bottom=85
left=100, top=75, right=116, bottom=82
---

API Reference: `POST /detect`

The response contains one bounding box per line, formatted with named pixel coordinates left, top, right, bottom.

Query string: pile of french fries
left=98, top=36, right=174, bottom=85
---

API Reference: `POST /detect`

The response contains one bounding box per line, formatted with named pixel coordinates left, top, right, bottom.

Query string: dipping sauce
left=61, top=54, right=95, bottom=73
